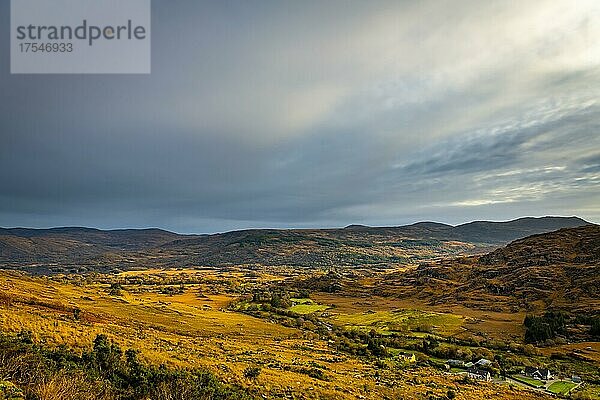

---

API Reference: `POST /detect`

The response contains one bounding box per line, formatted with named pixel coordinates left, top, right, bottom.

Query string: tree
left=109, top=282, right=123, bottom=296
left=367, top=337, right=388, bottom=357
left=523, top=313, right=567, bottom=343
left=270, top=293, right=291, bottom=308
left=91, top=334, right=122, bottom=375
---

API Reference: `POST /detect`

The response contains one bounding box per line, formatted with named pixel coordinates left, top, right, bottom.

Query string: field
left=330, top=309, right=464, bottom=336
left=311, top=293, right=528, bottom=342
left=511, top=375, right=545, bottom=388
left=0, top=272, right=359, bottom=398
left=289, top=298, right=331, bottom=314
left=0, top=265, right=598, bottom=399
left=547, top=381, right=578, bottom=395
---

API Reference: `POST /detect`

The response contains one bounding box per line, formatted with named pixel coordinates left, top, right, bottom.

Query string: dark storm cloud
left=0, top=0, right=599, bottom=232
left=399, top=104, right=599, bottom=177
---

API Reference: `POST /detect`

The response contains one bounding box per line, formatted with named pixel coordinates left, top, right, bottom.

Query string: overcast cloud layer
left=1, top=0, right=599, bottom=233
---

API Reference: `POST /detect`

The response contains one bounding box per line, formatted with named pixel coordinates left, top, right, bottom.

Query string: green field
left=331, top=309, right=463, bottom=335
left=289, top=299, right=330, bottom=314
left=547, top=381, right=577, bottom=395
left=511, top=375, right=545, bottom=388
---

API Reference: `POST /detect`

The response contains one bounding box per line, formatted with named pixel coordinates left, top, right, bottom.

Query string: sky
left=1, top=0, right=599, bottom=233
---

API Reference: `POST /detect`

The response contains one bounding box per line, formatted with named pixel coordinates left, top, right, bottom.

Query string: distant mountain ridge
left=340, top=216, right=589, bottom=242
left=447, top=216, right=591, bottom=243
left=0, top=216, right=591, bottom=272
left=0, top=227, right=186, bottom=249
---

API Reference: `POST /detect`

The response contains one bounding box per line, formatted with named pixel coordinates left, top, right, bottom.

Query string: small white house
left=467, top=368, right=491, bottom=381
left=523, top=366, right=553, bottom=381
left=398, top=352, right=417, bottom=363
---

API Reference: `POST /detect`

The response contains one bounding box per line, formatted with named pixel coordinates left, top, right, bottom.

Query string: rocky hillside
left=380, top=225, right=600, bottom=313
left=480, top=225, right=600, bottom=266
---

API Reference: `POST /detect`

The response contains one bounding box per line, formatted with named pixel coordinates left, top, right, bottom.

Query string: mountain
left=0, top=227, right=190, bottom=269
left=479, top=224, right=600, bottom=266
left=157, top=216, right=590, bottom=267
left=446, top=216, right=590, bottom=244
left=0, top=216, right=591, bottom=271
left=337, top=217, right=589, bottom=244
left=379, top=224, right=600, bottom=313
left=0, top=227, right=184, bottom=249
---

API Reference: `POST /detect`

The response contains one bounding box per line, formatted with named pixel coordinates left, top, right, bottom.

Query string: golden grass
left=0, top=271, right=555, bottom=399
left=330, top=309, right=464, bottom=336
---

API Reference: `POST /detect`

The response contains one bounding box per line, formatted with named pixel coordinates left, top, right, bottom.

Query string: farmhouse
left=398, top=352, right=416, bottom=363
left=475, top=358, right=492, bottom=367
left=467, top=368, right=491, bottom=381
left=523, top=366, right=552, bottom=381
left=446, top=359, right=464, bottom=367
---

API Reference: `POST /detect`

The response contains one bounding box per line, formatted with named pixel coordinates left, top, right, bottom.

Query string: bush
left=243, top=366, right=261, bottom=379
left=0, top=332, right=251, bottom=400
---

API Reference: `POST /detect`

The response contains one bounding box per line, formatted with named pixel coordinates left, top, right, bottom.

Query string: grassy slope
left=331, top=309, right=464, bottom=336
left=0, top=271, right=554, bottom=400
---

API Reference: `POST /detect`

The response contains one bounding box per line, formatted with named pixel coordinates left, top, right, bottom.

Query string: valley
left=0, top=219, right=598, bottom=399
